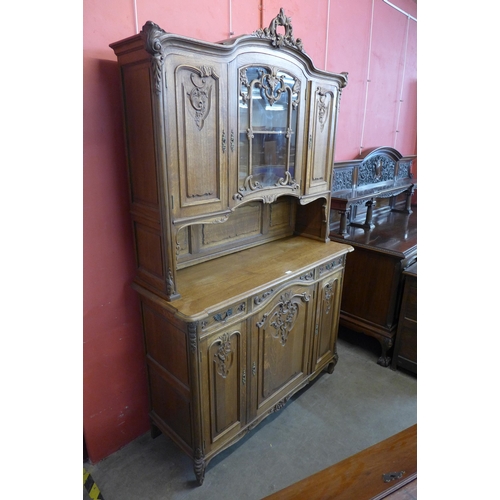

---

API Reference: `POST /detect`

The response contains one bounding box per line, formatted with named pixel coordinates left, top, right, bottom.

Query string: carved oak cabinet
left=110, top=9, right=352, bottom=485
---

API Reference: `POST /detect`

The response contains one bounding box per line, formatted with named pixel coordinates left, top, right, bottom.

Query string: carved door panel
left=200, top=323, right=247, bottom=455
left=249, top=283, right=315, bottom=420
left=165, top=55, right=229, bottom=220
left=311, top=270, right=343, bottom=374
left=231, top=56, right=307, bottom=205
left=304, top=83, right=339, bottom=196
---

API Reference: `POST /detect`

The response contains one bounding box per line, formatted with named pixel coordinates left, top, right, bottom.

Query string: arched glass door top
left=238, top=66, right=300, bottom=196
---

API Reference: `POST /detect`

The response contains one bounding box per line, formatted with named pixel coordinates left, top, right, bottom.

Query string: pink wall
left=83, top=0, right=417, bottom=463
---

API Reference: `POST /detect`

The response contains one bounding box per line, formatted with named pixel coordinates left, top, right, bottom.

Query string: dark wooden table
left=330, top=207, right=417, bottom=366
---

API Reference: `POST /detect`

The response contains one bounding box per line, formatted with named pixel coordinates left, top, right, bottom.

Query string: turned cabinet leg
left=404, top=188, right=414, bottom=213
left=349, top=200, right=375, bottom=230
left=377, top=337, right=393, bottom=367
left=392, top=186, right=414, bottom=215
left=194, top=448, right=206, bottom=486
left=337, top=209, right=350, bottom=237
left=363, top=199, right=376, bottom=229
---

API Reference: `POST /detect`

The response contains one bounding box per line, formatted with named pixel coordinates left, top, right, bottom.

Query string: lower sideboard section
left=133, top=247, right=350, bottom=484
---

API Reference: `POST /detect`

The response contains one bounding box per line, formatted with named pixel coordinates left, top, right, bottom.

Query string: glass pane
left=251, top=134, right=285, bottom=186
left=238, top=95, right=249, bottom=182
left=238, top=66, right=299, bottom=190
left=251, top=83, right=288, bottom=132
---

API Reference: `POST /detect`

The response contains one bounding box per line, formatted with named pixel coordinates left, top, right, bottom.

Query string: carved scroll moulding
left=184, top=66, right=218, bottom=131
left=316, top=87, right=331, bottom=133
left=214, top=332, right=234, bottom=379
left=257, top=291, right=310, bottom=346
left=332, top=169, right=354, bottom=191
left=240, top=66, right=301, bottom=109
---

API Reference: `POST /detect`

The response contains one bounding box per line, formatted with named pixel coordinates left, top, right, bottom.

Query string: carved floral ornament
left=140, top=14, right=348, bottom=97
left=257, top=291, right=310, bottom=346
left=316, top=87, right=332, bottom=132
left=239, top=66, right=300, bottom=109
left=186, top=67, right=218, bottom=131
left=359, top=155, right=394, bottom=184
left=254, top=8, right=304, bottom=52
left=214, top=332, right=234, bottom=379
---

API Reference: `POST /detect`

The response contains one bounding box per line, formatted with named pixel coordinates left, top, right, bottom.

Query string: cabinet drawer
left=200, top=300, right=247, bottom=336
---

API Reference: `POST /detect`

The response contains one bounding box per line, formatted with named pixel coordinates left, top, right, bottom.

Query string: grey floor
left=83, top=330, right=417, bottom=500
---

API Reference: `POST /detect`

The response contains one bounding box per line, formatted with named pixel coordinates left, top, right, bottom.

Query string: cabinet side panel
left=140, top=297, right=193, bottom=449
left=134, top=220, right=165, bottom=283
left=142, top=302, right=189, bottom=388
left=295, top=198, right=328, bottom=241
left=341, top=248, right=401, bottom=331
left=122, top=62, right=159, bottom=207
left=149, top=369, right=192, bottom=448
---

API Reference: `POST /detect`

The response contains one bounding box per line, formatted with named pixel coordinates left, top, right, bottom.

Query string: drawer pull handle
left=213, top=309, right=233, bottom=323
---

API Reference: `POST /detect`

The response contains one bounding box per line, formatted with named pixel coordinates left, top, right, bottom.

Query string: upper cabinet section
left=111, top=9, right=347, bottom=224
left=110, top=9, right=348, bottom=300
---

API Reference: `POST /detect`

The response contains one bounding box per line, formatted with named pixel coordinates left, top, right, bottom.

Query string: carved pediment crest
left=359, top=155, right=394, bottom=185
left=254, top=8, right=304, bottom=52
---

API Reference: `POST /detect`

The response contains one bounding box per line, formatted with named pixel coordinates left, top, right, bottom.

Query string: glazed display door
left=233, top=59, right=306, bottom=203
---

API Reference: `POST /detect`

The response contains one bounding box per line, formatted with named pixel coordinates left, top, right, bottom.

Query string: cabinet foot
left=326, top=350, right=339, bottom=373
left=377, top=355, right=391, bottom=367
left=194, top=448, right=206, bottom=486
left=377, top=337, right=393, bottom=367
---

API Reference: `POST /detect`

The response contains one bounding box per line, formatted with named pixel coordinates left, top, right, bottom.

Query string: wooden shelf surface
left=170, top=236, right=353, bottom=319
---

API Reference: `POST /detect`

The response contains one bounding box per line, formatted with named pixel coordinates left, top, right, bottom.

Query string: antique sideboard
left=110, top=9, right=352, bottom=484
left=329, top=147, right=417, bottom=366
